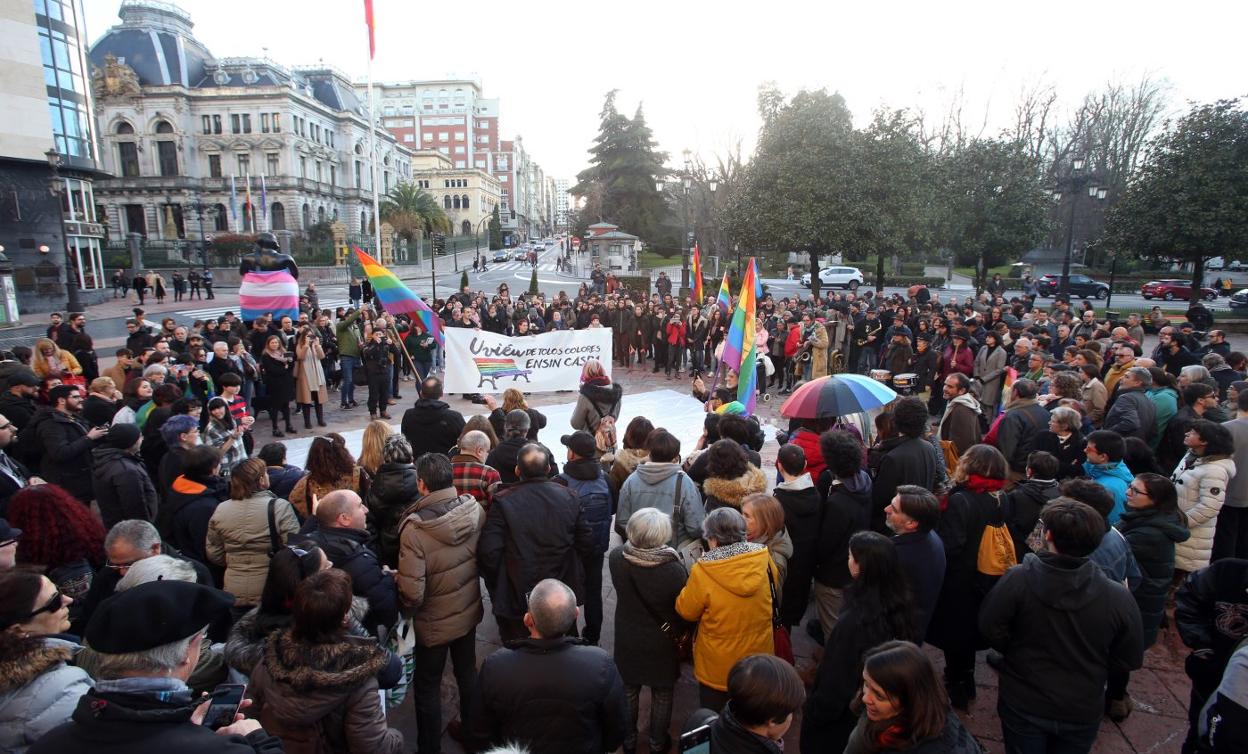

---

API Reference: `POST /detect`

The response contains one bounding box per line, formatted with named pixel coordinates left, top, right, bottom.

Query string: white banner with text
left=442, top=327, right=614, bottom=393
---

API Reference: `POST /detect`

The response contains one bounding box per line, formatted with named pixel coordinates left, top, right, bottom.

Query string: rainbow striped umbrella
left=779, top=373, right=898, bottom=419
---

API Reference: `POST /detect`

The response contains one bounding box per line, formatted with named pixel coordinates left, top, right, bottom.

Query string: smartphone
left=203, top=683, right=246, bottom=731
left=679, top=724, right=712, bottom=754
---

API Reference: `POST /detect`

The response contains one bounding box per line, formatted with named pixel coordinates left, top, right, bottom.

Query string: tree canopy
left=380, top=182, right=450, bottom=242
left=1104, top=99, right=1248, bottom=302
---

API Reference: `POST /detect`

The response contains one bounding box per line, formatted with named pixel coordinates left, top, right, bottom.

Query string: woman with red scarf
left=843, top=640, right=982, bottom=754
left=924, top=443, right=1009, bottom=712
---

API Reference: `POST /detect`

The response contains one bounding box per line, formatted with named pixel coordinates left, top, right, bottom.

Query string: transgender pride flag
left=239, top=269, right=299, bottom=322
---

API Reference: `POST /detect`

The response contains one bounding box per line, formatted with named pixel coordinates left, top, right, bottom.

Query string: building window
left=208, top=154, right=222, bottom=178
left=118, top=142, right=140, bottom=177
left=443, top=196, right=451, bottom=209
left=271, top=202, right=285, bottom=230
left=266, top=152, right=279, bottom=176
left=329, top=165, right=336, bottom=186
left=499, top=174, right=508, bottom=182
left=452, top=195, right=461, bottom=209
left=202, top=115, right=211, bottom=134
left=212, top=115, right=222, bottom=134
left=271, top=113, right=281, bottom=132
left=455, top=161, right=465, bottom=168
left=237, top=154, right=250, bottom=175
left=231, top=114, right=241, bottom=134
left=156, top=119, right=178, bottom=177
left=242, top=114, right=252, bottom=133
left=497, top=157, right=508, bottom=170
left=423, top=133, right=432, bottom=141
left=439, top=147, right=448, bottom=155
left=355, top=161, right=362, bottom=187
left=315, top=161, right=322, bottom=183
left=439, top=132, right=448, bottom=142
left=454, top=132, right=464, bottom=141
left=261, top=113, right=270, bottom=133
left=300, top=156, right=307, bottom=179
left=462, top=195, right=469, bottom=209
left=454, top=146, right=465, bottom=154
left=403, top=134, right=414, bottom=142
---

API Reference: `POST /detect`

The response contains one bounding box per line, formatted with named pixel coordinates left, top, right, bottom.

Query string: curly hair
left=305, top=436, right=356, bottom=484
left=7, top=484, right=105, bottom=570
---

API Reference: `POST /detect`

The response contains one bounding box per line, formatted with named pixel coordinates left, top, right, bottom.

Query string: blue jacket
left=1089, top=528, right=1142, bottom=590
left=1083, top=460, right=1133, bottom=523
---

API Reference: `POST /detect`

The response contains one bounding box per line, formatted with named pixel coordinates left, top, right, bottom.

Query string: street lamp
left=188, top=199, right=214, bottom=271
left=1053, top=157, right=1105, bottom=300
left=680, top=163, right=693, bottom=297
left=45, top=148, right=83, bottom=313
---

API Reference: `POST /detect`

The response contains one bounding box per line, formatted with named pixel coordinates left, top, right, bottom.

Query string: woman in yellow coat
left=31, top=338, right=82, bottom=379
left=676, top=506, right=777, bottom=712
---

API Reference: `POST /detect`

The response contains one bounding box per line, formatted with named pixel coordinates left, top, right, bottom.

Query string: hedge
left=860, top=275, right=947, bottom=288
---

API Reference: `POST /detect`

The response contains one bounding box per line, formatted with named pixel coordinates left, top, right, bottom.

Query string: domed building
left=88, top=0, right=410, bottom=261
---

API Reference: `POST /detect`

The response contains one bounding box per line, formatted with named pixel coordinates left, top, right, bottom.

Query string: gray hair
left=625, top=507, right=672, bottom=549
left=382, top=434, right=413, bottom=464
left=1126, top=367, right=1153, bottom=387
left=1049, top=406, right=1082, bottom=434
left=142, top=364, right=168, bottom=379
left=1203, top=353, right=1227, bottom=370
left=702, top=507, right=747, bottom=547
left=459, top=429, right=490, bottom=455
left=104, top=519, right=161, bottom=553
left=116, top=554, right=198, bottom=591
left=93, top=627, right=206, bottom=680
left=504, top=409, right=531, bottom=437
left=526, top=578, right=577, bottom=638
left=1181, top=364, right=1212, bottom=383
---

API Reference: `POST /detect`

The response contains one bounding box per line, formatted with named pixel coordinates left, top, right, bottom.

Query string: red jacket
left=940, top=344, right=974, bottom=379
left=666, top=320, right=686, bottom=346
left=788, top=427, right=826, bottom=481
left=784, top=325, right=802, bottom=358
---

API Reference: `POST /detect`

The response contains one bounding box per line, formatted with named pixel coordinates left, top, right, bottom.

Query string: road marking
left=177, top=299, right=352, bottom=319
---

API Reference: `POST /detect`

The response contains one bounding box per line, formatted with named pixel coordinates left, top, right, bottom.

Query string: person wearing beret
left=28, top=580, right=284, bottom=754
left=90, top=423, right=158, bottom=531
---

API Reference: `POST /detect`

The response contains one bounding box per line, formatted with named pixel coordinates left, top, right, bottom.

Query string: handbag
left=768, top=566, right=795, bottom=665
left=670, top=473, right=704, bottom=570
left=976, top=491, right=1018, bottom=577
left=382, top=617, right=418, bottom=708
left=624, top=563, right=693, bottom=661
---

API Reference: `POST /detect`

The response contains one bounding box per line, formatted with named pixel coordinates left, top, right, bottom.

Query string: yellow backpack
left=976, top=491, right=1018, bottom=576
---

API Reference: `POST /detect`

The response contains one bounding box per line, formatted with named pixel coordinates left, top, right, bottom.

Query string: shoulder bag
left=767, top=565, right=795, bottom=664
left=624, top=563, right=693, bottom=661
left=266, top=497, right=281, bottom=556
left=670, top=473, right=704, bottom=569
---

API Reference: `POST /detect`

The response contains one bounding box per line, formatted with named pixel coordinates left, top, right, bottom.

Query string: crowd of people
left=0, top=272, right=1245, bottom=754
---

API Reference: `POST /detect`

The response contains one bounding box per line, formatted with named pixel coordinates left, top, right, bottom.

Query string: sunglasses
left=17, top=590, right=65, bottom=623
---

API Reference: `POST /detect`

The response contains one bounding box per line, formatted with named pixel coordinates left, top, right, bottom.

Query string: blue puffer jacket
left=1083, top=459, right=1134, bottom=523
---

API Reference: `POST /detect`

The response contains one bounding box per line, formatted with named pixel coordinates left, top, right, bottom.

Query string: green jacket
left=1146, top=386, right=1178, bottom=452
left=335, top=309, right=364, bottom=359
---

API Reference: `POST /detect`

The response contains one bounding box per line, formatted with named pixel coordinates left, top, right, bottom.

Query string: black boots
left=302, top=405, right=312, bottom=429
left=271, top=418, right=284, bottom=438
left=314, top=404, right=326, bottom=427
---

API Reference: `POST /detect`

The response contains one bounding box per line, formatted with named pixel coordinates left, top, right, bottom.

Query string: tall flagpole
left=368, top=60, right=381, bottom=258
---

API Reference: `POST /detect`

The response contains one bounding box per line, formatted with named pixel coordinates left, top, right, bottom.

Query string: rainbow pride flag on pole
left=721, top=258, right=760, bottom=414
left=691, top=243, right=703, bottom=303
left=715, top=272, right=731, bottom=314
left=353, top=246, right=443, bottom=345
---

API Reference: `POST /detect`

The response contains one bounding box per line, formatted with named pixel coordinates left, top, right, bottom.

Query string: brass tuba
left=830, top=349, right=846, bottom=375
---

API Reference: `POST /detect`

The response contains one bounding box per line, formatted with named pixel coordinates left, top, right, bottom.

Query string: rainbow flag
left=353, top=246, right=442, bottom=344
left=721, top=258, right=760, bottom=414
left=716, top=271, right=731, bottom=314
left=691, top=243, right=703, bottom=303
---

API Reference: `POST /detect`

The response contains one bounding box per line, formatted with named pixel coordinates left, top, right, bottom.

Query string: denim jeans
left=625, top=684, right=674, bottom=752
left=339, top=355, right=359, bottom=404
left=411, top=631, right=477, bottom=754
left=998, top=697, right=1101, bottom=754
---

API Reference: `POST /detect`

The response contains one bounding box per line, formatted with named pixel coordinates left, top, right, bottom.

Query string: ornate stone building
left=87, top=0, right=410, bottom=251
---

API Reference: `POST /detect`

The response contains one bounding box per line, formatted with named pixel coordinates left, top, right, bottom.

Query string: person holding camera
left=294, top=328, right=328, bottom=430
left=362, top=329, right=395, bottom=420
left=259, top=335, right=296, bottom=437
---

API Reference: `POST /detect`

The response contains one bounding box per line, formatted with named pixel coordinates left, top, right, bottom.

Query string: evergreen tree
left=529, top=267, right=539, bottom=296
left=488, top=205, right=503, bottom=250
left=572, top=90, right=667, bottom=241
left=460, top=269, right=469, bottom=290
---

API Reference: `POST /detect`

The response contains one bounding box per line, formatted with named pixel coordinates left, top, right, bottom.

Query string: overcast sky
left=86, top=0, right=1248, bottom=182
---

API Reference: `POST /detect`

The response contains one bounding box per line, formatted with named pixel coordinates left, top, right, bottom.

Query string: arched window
left=355, top=143, right=363, bottom=155
left=270, top=202, right=285, bottom=230
left=115, top=122, right=134, bottom=135
left=302, top=203, right=311, bottom=228
left=155, top=120, right=174, bottom=134
left=443, top=195, right=452, bottom=209
left=155, top=121, right=178, bottom=176
left=452, top=195, right=461, bottom=209
left=462, top=195, right=470, bottom=209
left=461, top=219, right=472, bottom=235
left=213, top=203, right=228, bottom=231
left=317, top=206, right=326, bottom=223
left=360, top=211, right=367, bottom=233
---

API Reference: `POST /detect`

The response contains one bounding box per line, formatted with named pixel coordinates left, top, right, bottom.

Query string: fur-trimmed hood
left=262, top=629, right=386, bottom=696
left=702, top=465, right=768, bottom=508
left=0, top=636, right=73, bottom=694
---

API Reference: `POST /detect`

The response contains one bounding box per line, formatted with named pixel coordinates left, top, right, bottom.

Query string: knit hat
left=103, top=423, right=141, bottom=449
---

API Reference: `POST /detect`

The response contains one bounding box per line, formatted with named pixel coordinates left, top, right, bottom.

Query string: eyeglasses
left=16, top=590, right=65, bottom=623
left=105, top=558, right=139, bottom=571
left=1127, top=486, right=1147, bottom=496
left=0, top=538, right=17, bottom=548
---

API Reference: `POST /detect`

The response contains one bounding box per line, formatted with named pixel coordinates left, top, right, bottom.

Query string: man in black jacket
left=869, top=397, right=936, bottom=532
left=885, top=485, right=945, bottom=642
left=478, top=444, right=595, bottom=642
left=402, top=377, right=466, bottom=457
left=29, top=384, right=106, bottom=504
left=469, top=578, right=627, bottom=754
left=979, top=499, right=1143, bottom=753
left=810, top=431, right=872, bottom=642
left=994, top=379, right=1051, bottom=482
left=91, top=423, right=158, bottom=530
left=0, top=369, right=39, bottom=431
left=1176, top=558, right=1248, bottom=751
left=300, top=489, right=398, bottom=637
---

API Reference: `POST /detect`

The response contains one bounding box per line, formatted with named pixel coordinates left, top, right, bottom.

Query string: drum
left=870, top=369, right=892, bottom=384
left=892, top=372, right=918, bottom=396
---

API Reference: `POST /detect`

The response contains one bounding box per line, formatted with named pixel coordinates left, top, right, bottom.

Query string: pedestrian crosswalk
left=480, top=261, right=563, bottom=272
left=176, top=298, right=353, bottom=320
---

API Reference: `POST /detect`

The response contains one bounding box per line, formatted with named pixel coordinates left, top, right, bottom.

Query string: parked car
left=1229, top=289, right=1248, bottom=310
left=493, top=250, right=510, bottom=263
left=1140, top=279, right=1219, bottom=302
left=800, top=265, right=863, bottom=290
left=1036, top=273, right=1110, bottom=299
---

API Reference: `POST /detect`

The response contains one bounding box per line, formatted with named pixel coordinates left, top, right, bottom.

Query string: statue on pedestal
left=238, top=232, right=300, bottom=322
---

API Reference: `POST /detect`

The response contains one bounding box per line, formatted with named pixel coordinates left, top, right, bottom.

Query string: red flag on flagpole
left=362, top=0, right=376, bottom=58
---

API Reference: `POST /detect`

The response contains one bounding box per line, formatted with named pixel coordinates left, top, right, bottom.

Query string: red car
left=1140, top=279, right=1219, bottom=301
